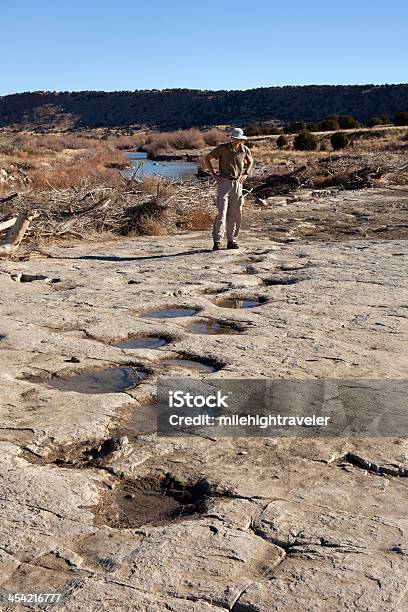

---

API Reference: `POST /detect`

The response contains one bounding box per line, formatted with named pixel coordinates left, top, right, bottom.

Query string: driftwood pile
left=248, top=151, right=408, bottom=199
left=0, top=178, right=216, bottom=256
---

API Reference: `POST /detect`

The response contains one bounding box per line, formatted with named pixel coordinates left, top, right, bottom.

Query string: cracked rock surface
left=0, top=188, right=407, bottom=611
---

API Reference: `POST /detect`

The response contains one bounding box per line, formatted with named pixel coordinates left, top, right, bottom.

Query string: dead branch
left=0, top=211, right=39, bottom=258
left=0, top=216, right=18, bottom=232
left=0, top=193, right=19, bottom=204
left=53, top=196, right=112, bottom=218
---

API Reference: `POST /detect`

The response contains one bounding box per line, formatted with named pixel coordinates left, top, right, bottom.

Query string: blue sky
left=1, top=0, right=407, bottom=95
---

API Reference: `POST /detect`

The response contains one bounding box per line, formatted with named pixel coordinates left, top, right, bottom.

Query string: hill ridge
left=1, top=84, right=407, bottom=131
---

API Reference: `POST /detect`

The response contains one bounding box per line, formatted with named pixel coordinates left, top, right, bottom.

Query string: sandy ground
left=0, top=187, right=407, bottom=611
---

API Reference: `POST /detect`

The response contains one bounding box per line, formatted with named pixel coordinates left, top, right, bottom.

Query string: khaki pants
left=212, top=178, right=244, bottom=242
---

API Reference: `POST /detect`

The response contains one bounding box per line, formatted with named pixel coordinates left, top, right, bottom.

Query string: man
left=205, top=127, right=253, bottom=250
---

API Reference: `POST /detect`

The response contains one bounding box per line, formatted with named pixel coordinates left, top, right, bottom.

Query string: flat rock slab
left=0, top=201, right=407, bottom=610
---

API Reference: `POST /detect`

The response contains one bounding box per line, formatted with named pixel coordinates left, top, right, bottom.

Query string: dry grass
left=143, top=134, right=170, bottom=159
left=0, top=131, right=132, bottom=192
left=106, top=133, right=146, bottom=150
left=89, top=147, right=129, bottom=169
left=139, top=175, right=177, bottom=200
left=3, top=133, right=102, bottom=153
left=202, top=128, right=224, bottom=146
left=143, top=128, right=225, bottom=158
left=178, top=208, right=213, bottom=231
left=169, top=129, right=206, bottom=150
left=29, top=160, right=124, bottom=190
left=134, top=216, right=168, bottom=236
left=0, top=131, right=143, bottom=163
left=139, top=175, right=163, bottom=195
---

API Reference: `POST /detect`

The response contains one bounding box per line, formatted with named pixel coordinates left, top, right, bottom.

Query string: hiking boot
left=213, top=242, right=222, bottom=251
left=227, top=241, right=239, bottom=249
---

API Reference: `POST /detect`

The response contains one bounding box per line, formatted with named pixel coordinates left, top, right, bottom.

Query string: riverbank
left=1, top=126, right=407, bottom=251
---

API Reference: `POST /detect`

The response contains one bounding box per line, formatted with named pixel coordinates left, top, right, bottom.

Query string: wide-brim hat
left=229, top=127, right=247, bottom=140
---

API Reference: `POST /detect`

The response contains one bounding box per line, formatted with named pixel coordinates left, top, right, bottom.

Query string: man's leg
left=226, top=180, right=244, bottom=243
left=212, top=179, right=231, bottom=244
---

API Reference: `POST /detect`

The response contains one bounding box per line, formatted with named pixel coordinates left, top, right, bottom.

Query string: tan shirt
left=208, top=142, right=253, bottom=179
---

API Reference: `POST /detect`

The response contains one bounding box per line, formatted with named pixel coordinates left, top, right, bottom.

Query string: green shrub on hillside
left=337, top=115, right=360, bottom=129
left=394, top=112, right=408, bottom=126
left=318, top=117, right=340, bottom=131
left=330, top=131, right=349, bottom=150
left=368, top=114, right=389, bottom=127
left=276, top=134, right=288, bottom=149
left=244, top=123, right=282, bottom=137
left=293, top=130, right=318, bottom=151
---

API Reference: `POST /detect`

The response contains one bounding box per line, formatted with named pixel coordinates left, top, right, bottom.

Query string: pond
left=48, top=366, right=147, bottom=394
left=125, top=152, right=198, bottom=180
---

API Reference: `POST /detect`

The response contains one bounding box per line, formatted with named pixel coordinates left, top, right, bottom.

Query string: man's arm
left=204, top=147, right=223, bottom=183
left=245, top=148, right=254, bottom=175
left=240, top=148, right=254, bottom=183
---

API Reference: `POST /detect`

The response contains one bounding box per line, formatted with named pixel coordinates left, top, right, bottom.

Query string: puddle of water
left=186, top=320, right=239, bottom=335
left=48, top=366, right=147, bottom=394
left=124, top=152, right=198, bottom=180
left=161, top=358, right=218, bottom=373
left=113, top=336, right=168, bottom=349
left=141, top=307, right=198, bottom=319
left=215, top=297, right=263, bottom=309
